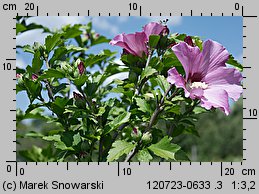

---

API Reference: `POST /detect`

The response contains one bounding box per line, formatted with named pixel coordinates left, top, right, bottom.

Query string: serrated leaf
left=137, top=149, right=153, bottom=162
left=23, top=78, right=42, bottom=103
left=140, top=66, right=157, bottom=82
left=85, top=54, right=108, bottom=68
left=107, top=140, right=135, bottom=162
left=105, top=112, right=131, bottom=134
left=16, top=23, right=27, bottom=35
left=135, top=97, right=151, bottom=114
left=91, top=35, right=110, bottom=46
left=38, top=69, right=65, bottom=80
left=72, top=133, right=81, bottom=146
left=52, top=83, right=68, bottom=95
left=63, top=27, right=82, bottom=39
left=149, top=35, right=160, bottom=49
left=193, top=106, right=207, bottom=114
left=227, top=55, right=243, bottom=71
left=23, top=45, right=34, bottom=54
left=45, top=34, right=63, bottom=54
left=32, top=50, right=43, bottom=73
left=156, top=75, right=170, bottom=93
left=148, top=136, right=180, bottom=160
left=174, top=150, right=190, bottom=161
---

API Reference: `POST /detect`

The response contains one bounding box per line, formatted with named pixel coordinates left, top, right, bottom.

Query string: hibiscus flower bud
left=73, top=92, right=86, bottom=108
left=32, top=73, right=38, bottom=81
left=77, top=61, right=85, bottom=75
left=184, top=36, right=195, bottom=47
left=141, top=132, right=152, bottom=144
left=131, top=127, right=142, bottom=141
left=16, top=73, right=22, bottom=79
left=161, top=25, right=169, bottom=36
left=94, top=33, right=100, bottom=39
left=73, top=92, right=84, bottom=100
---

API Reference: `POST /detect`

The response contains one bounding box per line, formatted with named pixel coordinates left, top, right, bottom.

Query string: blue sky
left=16, top=16, right=242, bottom=111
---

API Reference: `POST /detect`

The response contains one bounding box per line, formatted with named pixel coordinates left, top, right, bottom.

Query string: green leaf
left=155, top=75, right=170, bottom=93
left=45, top=34, right=63, bottom=54
left=91, top=35, right=110, bottom=46
left=73, top=75, right=88, bottom=87
left=149, top=35, right=160, bottom=49
left=43, top=134, right=61, bottom=142
left=52, top=83, right=68, bottom=95
left=148, top=136, right=180, bottom=160
left=54, top=141, right=74, bottom=151
left=164, top=104, right=181, bottom=114
left=63, top=27, right=82, bottom=39
left=16, top=23, right=27, bottom=35
left=84, top=54, right=108, bottom=68
left=32, top=50, right=43, bottom=73
left=105, top=112, right=131, bottom=135
left=23, top=45, right=34, bottom=54
left=174, top=150, right=190, bottom=161
left=135, top=97, right=151, bottom=114
left=38, top=69, right=65, bottom=80
left=72, top=133, right=81, bottom=146
left=137, top=149, right=153, bottom=162
left=107, top=140, right=135, bottom=162
left=51, top=97, right=71, bottom=115
left=140, top=66, right=157, bottom=82
left=23, top=78, right=42, bottom=103
left=227, top=55, right=243, bottom=71
left=193, top=106, right=207, bottom=114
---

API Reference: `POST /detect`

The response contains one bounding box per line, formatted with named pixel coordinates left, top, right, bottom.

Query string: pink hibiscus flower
left=110, top=22, right=167, bottom=57
left=167, top=40, right=243, bottom=115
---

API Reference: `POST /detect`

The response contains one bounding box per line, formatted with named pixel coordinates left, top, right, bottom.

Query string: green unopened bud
left=141, top=132, right=152, bottom=144
left=131, top=127, right=142, bottom=141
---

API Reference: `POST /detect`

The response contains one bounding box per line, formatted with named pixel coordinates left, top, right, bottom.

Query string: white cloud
left=16, top=57, right=27, bottom=69
left=27, top=16, right=88, bottom=30
left=92, top=17, right=119, bottom=35
left=17, top=17, right=120, bottom=46
left=16, top=29, right=49, bottom=46
left=102, top=58, right=128, bottom=85
left=117, top=17, right=129, bottom=23
left=103, top=72, right=129, bottom=86
left=143, top=16, right=183, bottom=26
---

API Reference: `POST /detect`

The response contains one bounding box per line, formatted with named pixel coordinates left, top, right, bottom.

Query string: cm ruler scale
left=0, top=0, right=258, bottom=193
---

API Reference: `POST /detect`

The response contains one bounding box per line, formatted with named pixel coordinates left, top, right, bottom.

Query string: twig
left=103, top=52, right=154, bottom=160
left=43, top=57, right=54, bottom=101
left=125, top=84, right=175, bottom=162
left=98, top=136, right=104, bottom=162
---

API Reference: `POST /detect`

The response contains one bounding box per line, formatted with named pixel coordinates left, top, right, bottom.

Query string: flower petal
left=110, top=33, right=136, bottom=55
left=202, top=67, right=243, bottom=101
left=201, top=88, right=230, bottom=115
left=110, top=32, right=148, bottom=57
left=189, top=87, right=204, bottom=99
left=123, top=32, right=148, bottom=57
left=167, top=67, right=189, bottom=97
left=199, top=40, right=229, bottom=76
left=172, top=42, right=201, bottom=81
left=143, top=22, right=166, bottom=38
